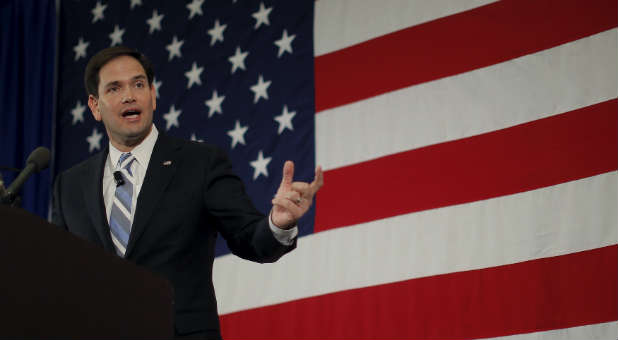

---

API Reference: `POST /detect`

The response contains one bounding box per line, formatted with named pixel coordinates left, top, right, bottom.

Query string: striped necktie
left=109, top=152, right=136, bottom=257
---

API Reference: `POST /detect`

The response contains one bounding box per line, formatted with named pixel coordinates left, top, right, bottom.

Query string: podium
left=0, top=205, right=173, bottom=338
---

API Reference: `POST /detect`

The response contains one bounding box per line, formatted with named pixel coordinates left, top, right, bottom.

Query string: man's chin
left=117, top=124, right=153, bottom=145
left=128, top=127, right=151, bottom=139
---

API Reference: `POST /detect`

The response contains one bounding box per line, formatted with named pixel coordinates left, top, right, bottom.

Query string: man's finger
left=272, top=197, right=302, bottom=216
left=310, top=166, right=324, bottom=192
left=291, top=182, right=309, bottom=193
left=280, top=160, right=294, bottom=188
left=284, top=191, right=301, bottom=204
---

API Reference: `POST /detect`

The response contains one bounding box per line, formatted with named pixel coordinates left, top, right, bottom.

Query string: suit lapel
left=125, top=133, right=179, bottom=258
left=80, top=148, right=116, bottom=253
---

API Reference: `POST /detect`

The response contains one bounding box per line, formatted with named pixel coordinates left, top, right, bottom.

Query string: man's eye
left=108, top=87, right=118, bottom=93
left=136, top=82, right=144, bottom=88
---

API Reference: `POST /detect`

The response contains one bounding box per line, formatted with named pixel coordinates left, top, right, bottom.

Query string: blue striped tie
left=109, top=152, right=136, bottom=257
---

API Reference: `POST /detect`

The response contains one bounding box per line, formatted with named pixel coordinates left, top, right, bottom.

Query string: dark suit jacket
left=52, top=132, right=295, bottom=337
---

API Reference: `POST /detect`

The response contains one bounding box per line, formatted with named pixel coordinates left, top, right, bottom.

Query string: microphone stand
left=1, top=169, right=23, bottom=207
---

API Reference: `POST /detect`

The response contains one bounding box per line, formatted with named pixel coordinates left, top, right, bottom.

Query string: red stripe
left=315, top=100, right=618, bottom=233
left=314, top=0, right=618, bottom=112
left=221, top=245, right=618, bottom=339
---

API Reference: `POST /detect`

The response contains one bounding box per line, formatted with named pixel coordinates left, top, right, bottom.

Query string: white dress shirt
left=102, top=124, right=297, bottom=246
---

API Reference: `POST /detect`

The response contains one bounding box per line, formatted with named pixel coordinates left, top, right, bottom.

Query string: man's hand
left=271, top=160, right=324, bottom=229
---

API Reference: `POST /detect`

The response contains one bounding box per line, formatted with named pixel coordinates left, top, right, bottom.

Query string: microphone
left=113, top=171, right=125, bottom=187
left=2, top=147, right=50, bottom=204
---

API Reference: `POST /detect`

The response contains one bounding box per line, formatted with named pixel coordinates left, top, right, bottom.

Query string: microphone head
left=113, top=171, right=125, bottom=186
left=26, top=147, right=51, bottom=173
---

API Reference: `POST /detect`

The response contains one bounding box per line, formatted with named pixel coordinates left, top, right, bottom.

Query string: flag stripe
left=316, top=29, right=617, bottom=171
left=215, top=172, right=617, bottom=314
left=220, top=245, right=618, bottom=339
left=314, top=0, right=498, bottom=56
left=314, top=0, right=618, bottom=112
left=315, top=99, right=617, bottom=232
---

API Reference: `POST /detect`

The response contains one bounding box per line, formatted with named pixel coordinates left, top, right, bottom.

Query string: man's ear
left=88, top=94, right=102, bottom=121
left=150, top=83, right=157, bottom=111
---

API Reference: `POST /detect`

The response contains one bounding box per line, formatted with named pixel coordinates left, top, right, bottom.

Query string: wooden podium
left=0, top=205, right=173, bottom=338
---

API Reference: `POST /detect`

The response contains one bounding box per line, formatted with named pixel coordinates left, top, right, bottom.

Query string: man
left=52, top=46, right=323, bottom=339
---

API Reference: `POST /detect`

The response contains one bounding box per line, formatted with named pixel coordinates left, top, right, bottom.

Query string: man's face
left=88, top=55, right=156, bottom=150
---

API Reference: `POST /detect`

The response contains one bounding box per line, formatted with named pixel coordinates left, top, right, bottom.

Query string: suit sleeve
left=202, top=146, right=295, bottom=263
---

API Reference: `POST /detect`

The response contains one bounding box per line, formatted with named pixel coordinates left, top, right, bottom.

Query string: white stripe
left=120, top=167, right=135, bottom=185
left=486, top=321, right=618, bottom=340
left=314, top=0, right=499, bottom=56
left=214, top=172, right=617, bottom=314
left=316, top=29, right=618, bottom=170
left=111, top=233, right=126, bottom=255
left=113, top=196, right=132, bottom=218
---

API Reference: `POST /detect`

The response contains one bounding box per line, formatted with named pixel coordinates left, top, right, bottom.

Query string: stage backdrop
left=0, top=0, right=54, bottom=218
left=53, top=0, right=617, bottom=339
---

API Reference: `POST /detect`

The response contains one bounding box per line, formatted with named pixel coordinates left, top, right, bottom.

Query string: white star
left=91, top=1, right=107, bottom=23
left=274, top=29, right=296, bottom=58
left=109, top=25, right=125, bottom=46
left=227, top=120, right=248, bottom=149
left=250, top=74, right=271, bottom=103
left=130, top=0, right=142, bottom=9
left=153, top=77, right=162, bottom=97
left=252, top=2, right=272, bottom=29
left=228, top=46, right=249, bottom=74
left=274, top=105, right=296, bottom=134
left=71, top=101, right=86, bottom=125
left=73, top=37, right=89, bottom=61
left=166, top=36, right=184, bottom=61
left=86, top=128, right=103, bottom=153
left=190, top=133, right=204, bottom=142
left=163, top=105, right=182, bottom=130
left=250, top=150, right=272, bottom=180
left=205, top=90, right=225, bottom=118
left=186, top=0, right=204, bottom=20
left=184, top=62, right=204, bottom=89
left=146, top=9, right=164, bottom=34
left=207, top=19, right=227, bottom=46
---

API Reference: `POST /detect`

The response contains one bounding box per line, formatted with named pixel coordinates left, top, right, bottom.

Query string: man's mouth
left=121, top=109, right=142, bottom=118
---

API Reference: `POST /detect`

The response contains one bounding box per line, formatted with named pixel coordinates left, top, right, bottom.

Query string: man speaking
left=52, top=46, right=323, bottom=339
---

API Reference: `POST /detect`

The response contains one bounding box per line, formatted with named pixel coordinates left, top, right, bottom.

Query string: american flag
left=55, top=0, right=617, bottom=339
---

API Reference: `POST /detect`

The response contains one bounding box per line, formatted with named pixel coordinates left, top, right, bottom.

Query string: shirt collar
left=108, top=124, right=159, bottom=171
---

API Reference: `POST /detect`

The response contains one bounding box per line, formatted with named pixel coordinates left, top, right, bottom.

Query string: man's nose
left=121, top=88, right=136, bottom=103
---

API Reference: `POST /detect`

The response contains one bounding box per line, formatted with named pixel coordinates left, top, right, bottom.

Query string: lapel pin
left=163, top=160, right=172, bottom=166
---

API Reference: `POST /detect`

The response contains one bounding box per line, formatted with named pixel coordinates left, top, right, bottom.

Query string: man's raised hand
left=271, top=160, right=324, bottom=229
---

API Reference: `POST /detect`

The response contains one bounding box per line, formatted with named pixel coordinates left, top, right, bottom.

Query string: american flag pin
left=163, top=160, right=172, bottom=166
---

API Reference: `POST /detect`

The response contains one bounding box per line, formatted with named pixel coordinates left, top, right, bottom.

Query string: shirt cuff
left=269, top=213, right=298, bottom=246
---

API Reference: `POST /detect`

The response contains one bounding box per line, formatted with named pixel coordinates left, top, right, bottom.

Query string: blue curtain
left=0, top=0, right=55, bottom=218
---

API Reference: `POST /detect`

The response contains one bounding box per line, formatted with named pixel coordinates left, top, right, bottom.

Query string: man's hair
left=84, top=46, right=155, bottom=97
